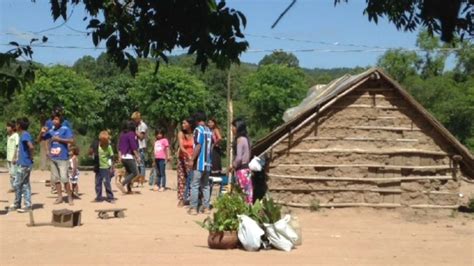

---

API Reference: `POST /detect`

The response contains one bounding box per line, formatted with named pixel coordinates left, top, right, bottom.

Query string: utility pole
left=226, top=66, right=233, bottom=190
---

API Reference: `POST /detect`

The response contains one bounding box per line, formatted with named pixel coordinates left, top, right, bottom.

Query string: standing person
left=228, top=118, right=253, bottom=204
left=90, top=131, right=115, bottom=202
left=11, top=117, right=34, bottom=213
left=187, top=111, right=213, bottom=215
left=68, top=146, right=80, bottom=198
left=39, top=113, right=75, bottom=205
left=6, top=120, right=19, bottom=193
left=153, top=128, right=170, bottom=192
left=44, top=106, right=72, bottom=130
left=116, top=120, right=141, bottom=194
left=43, top=108, right=72, bottom=193
left=208, top=118, right=223, bottom=175
left=177, top=118, right=194, bottom=206
left=131, top=112, right=148, bottom=184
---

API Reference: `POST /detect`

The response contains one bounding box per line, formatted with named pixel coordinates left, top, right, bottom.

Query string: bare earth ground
left=0, top=169, right=473, bottom=265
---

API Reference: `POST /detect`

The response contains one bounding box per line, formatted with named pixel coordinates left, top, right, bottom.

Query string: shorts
left=69, top=173, right=79, bottom=184
left=50, top=159, right=70, bottom=184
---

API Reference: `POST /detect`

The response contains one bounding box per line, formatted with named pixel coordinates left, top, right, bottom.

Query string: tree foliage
left=406, top=75, right=474, bottom=147
left=18, top=66, right=102, bottom=134
left=73, top=53, right=127, bottom=82
left=0, top=37, right=47, bottom=98
left=241, top=64, right=308, bottom=138
left=259, top=51, right=300, bottom=68
left=129, top=66, right=210, bottom=136
left=47, top=0, right=248, bottom=75
left=335, top=0, right=474, bottom=42
left=377, top=49, right=421, bottom=82
left=378, top=31, right=474, bottom=151
left=95, top=76, right=136, bottom=133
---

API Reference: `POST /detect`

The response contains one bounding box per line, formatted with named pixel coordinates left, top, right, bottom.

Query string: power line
left=245, top=33, right=392, bottom=50
left=0, top=43, right=464, bottom=53
left=65, top=25, right=91, bottom=34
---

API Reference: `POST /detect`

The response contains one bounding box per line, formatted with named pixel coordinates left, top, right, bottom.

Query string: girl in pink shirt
left=153, top=128, right=170, bottom=192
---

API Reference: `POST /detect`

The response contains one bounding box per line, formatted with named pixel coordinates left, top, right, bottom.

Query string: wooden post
left=226, top=67, right=233, bottom=191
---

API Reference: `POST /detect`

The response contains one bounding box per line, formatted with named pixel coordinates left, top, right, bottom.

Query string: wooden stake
left=226, top=67, right=233, bottom=191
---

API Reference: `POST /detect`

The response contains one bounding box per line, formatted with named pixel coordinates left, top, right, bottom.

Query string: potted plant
left=197, top=191, right=248, bottom=249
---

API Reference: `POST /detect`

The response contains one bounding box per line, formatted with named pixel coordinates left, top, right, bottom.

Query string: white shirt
left=136, top=120, right=148, bottom=149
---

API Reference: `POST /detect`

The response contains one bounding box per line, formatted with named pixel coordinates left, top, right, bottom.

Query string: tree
left=259, top=51, right=300, bottom=68
left=406, top=74, right=474, bottom=150
left=241, top=64, right=308, bottom=138
left=0, top=37, right=47, bottom=98
left=18, top=66, right=102, bottom=134
left=377, top=49, right=421, bottom=82
left=73, top=53, right=128, bottom=82
left=129, top=66, right=210, bottom=140
left=454, top=40, right=474, bottom=80
left=416, top=31, right=449, bottom=78
left=45, top=0, right=248, bottom=75
left=95, top=76, right=136, bottom=134
left=334, top=0, right=473, bottom=42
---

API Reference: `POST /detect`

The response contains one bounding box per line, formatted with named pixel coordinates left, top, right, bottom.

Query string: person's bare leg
left=65, top=182, right=74, bottom=206
left=54, top=183, right=63, bottom=204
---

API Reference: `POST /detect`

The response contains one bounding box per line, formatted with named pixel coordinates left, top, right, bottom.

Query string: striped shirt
left=193, top=125, right=213, bottom=172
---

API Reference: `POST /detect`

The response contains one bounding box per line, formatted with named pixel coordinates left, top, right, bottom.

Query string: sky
left=0, top=0, right=422, bottom=69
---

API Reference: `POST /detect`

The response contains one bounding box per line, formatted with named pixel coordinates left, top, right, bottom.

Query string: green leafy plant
left=197, top=191, right=247, bottom=232
left=259, top=196, right=282, bottom=224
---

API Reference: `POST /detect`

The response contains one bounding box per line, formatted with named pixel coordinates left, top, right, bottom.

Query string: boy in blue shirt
left=39, top=113, right=75, bottom=205
left=11, top=117, right=34, bottom=213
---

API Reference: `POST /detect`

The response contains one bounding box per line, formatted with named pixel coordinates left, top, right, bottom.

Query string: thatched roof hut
left=253, top=68, right=473, bottom=209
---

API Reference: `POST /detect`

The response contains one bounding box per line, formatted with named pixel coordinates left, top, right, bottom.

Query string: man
left=44, top=106, right=72, bottom=130
left=42, top=107, right=72, bottom=191
left=6, top=120, right=19, bottom=193
left=187, top=111, right=213, bottom=215
left=11, top=117, right=34, bottom=213
left=39, top=112, right=75, bottom=205
left=131, top=112, right=148, bottom=183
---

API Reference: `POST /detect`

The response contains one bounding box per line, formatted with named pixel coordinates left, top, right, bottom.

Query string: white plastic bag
left=237, top=214, right=265, bottom=251
left=263, top=214, right=299, bottom=252
left=249, top=156, right=263, bottom=172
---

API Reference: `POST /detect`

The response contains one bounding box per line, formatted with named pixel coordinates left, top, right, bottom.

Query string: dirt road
left=1, top=170, right=473, bottom=265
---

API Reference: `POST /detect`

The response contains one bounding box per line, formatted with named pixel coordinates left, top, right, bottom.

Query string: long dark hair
left=181, top=117, right=194, bottom=134
left=232, top=118, right=249, bottom=154
left=232, top=118, right=248, bottom=139
left=209, top=117, right=220, bottom=130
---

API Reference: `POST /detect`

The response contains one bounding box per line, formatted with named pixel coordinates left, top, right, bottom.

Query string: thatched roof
left=252, top=68, right=474, bottom=178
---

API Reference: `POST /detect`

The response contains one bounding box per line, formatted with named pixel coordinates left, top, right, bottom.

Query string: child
left=11, top=117, right=34, bottom=213
left=153, top=128, right=170, bottom=192
left=68, top=146, right=80, bottom=198
left=91, top=131, right=115, bottom=202
left=6, top=120, right=19, bottom=193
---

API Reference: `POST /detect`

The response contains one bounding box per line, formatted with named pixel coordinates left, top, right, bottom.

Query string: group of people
left=5, top=107, right=254, bottom=215
left=174, top=112, right=254, bottom=214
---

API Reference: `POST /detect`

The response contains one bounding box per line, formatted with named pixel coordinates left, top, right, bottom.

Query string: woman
left=229, top=118, right=252, bottom=204
left=208, top=118, right=222, bottom=174
left=177, top=118, right=194, bottom=206
left=116, top=120, right=141, bottom=194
